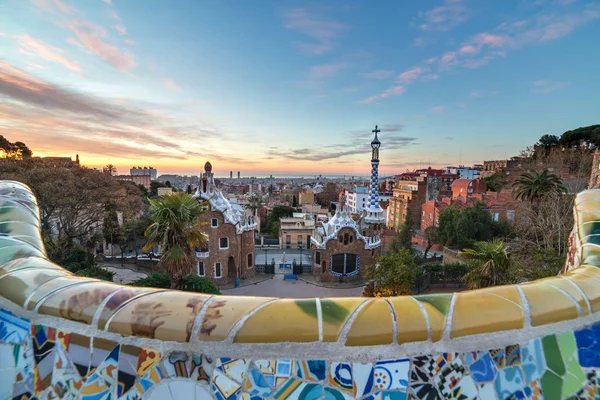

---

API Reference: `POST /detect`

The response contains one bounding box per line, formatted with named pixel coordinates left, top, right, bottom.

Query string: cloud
left=431, top=105, right=446, bottom=113
left=283, top=8, right=347, bottom=54
left=418, top=0, right=470, bottom=32
left=445, top=136, right=454, bottom=140
left=531, top=80, right=569, bottom=93
left=362, top=70, right=394, bottom=80
left=11, top=33, right=81, bottom=72
left=0, top=61, right=219, bottom=159
left=397, top=67, right=425, bottom=84
left=113, top=25, right=127, bottom=35
left=67, top=20, right=136, bottom=72
left=423, top=74, right=439, bottom=81
left=102, top=0, right=112, bottom=4
left=123, top=39, right=135, bottom=45
left=268, top=127, right=416, bottom=161
left=359, top=86, right=405, bottom=104
left=162, top=78, right=180, bottom=91
left=307, top=63, right=347, bottom=82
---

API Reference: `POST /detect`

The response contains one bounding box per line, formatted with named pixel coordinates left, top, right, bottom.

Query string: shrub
left=130, top=273, right=221, bottom=295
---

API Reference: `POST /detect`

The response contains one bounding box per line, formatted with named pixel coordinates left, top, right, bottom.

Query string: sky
left=0, top=0, right=599, bottom=178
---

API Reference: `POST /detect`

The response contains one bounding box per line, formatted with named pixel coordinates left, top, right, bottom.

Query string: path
left=221, top=275, right=363, bottom=298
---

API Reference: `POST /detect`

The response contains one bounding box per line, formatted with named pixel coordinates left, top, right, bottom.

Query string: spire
left=365, top=125, right=385, bottom=224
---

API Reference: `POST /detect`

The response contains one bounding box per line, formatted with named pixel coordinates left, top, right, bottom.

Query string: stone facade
left=196, top=209, right=255, bottom=285
left=312, top=227, right=379, bottom=282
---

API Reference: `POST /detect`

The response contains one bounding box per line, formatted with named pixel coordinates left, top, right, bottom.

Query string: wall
left=3, top=180, right=600, bottom=400
left=442, top=247, right=463, bottom=265
left=198, top=209, right=255, bottom=284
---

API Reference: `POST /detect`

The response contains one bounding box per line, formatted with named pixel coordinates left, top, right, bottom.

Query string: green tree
left=537, top=134, right=560, bottom=151
left=266, top=205, right=295, bottom=237
left=422, top=225, right=440, bottom=258
left=483, top=171, right=508, bottom=192
left=460, top=239, right=515, bottom=289
left=143, top=193, right=207, bottom=289
left=103, top=164, right=117, bottom=176
left=150, top=181, right=166, bottom=197
left=390, top=210, right=414, bottom=254
left=512, top=170, right=567, bottom=203
left=438, top=202, right=498, bottom=249
left=0, top=136, right=32, bottom=159
left=246, top=193, right=264, bottom=216
left=364, top=249, right=417, bottom=295
left=558, top=124, right=600, bottom=149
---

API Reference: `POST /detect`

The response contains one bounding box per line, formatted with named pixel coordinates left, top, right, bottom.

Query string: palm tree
left=512, top=170, right=566, bottom=203
left=245, top=193, right=264, bottom=217
left=143, top=193, right=207, bottom=289
left=460, top=239, right=515, bottom=289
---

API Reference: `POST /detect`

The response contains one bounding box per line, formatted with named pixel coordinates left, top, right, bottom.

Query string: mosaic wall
left=3, top=307, right=600, bottom=400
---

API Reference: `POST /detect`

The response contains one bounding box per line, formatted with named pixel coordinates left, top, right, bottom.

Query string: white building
left=445, top=165, right=481, bottom=180
left=344, top=186, right=369, bottom=214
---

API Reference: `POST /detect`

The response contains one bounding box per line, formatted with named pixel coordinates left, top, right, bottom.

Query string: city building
left=344, top=186, right=369, bottom=214
left=311, top=126, right=383, bottom=282
left=301, top=203, right=329, bottom=220
left=193, top=161, right=257, bottom=285
left=230, top=171, right=233, bottom=179
left=387, top=177, right=428, bottom=230
left=116, top=174, right=151, bottom=189
left=36, top=154, right=80, bottom=167
left=445, top=165, right=481, bottom=180
left=237, top=171, right=241, bottom=179
left=130, top=166, right=157, bottom=180
left=299, top=189, right=314, bottom=205
left=451, top=179, right=487, bottom=201
left=279, top=213, right=315, bottom=250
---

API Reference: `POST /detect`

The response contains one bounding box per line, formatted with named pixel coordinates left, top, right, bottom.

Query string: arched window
left=331, top=254, right=358, bottom=276
left=343, top=233, right=349, bottom=245
left=349, top=235, right=353, bottom=243
left=247, top=253, right=253, bottom=267
left=315, top=252, right=321, bottom=264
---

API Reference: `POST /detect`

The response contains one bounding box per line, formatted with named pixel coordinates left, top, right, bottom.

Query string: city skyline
left=1, top=0, right=599, bottom=176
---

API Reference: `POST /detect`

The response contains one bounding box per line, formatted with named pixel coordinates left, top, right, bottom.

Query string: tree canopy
left=512, top=170, right=566, bottom=202
left=0, top=135, right=32, bottom=159
left=364, top=249, right=417, bottom=296
left=437, top=201, right=499, bottom=250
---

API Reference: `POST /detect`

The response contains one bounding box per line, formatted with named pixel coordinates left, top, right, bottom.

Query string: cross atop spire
left=372, top=125, right=380, bottom=135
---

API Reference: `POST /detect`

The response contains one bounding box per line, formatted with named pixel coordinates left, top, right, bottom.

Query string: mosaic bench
left=1, top=180, right=600, bottom=400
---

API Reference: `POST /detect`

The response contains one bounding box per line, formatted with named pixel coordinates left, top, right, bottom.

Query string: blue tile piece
left=469, top=353, right=497, bottom=383
left=374, top=359, right=409, bottom=390
left=245, top=367, right=272, bottom=397
left=296, top=360, right=326, bottom=382
left=494, top=365, right=527, bottom=399
left=575, top=322, right=600, bottom=367
left=0, top=309, right=30, bottom=344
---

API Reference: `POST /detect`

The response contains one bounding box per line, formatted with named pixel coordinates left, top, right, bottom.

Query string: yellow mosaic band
left=1, top=180, right=600, bottom=350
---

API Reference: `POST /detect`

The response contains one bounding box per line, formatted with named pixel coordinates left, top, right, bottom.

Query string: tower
left=364, top=125, right=385, bottom=224
left=590, top=150, right=600, bottom=189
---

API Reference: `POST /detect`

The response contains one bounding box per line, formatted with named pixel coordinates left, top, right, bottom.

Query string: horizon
left=1, top=0, right=599, bottom=175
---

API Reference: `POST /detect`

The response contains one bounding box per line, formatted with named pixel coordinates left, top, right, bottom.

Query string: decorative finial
left=204, top=161, right=212, bottom=172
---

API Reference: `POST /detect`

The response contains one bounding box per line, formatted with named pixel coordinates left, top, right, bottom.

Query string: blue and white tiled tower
left=364, top=125, right=385, bottom=224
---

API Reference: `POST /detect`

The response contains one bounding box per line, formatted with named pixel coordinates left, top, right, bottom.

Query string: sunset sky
left=1, top=0, right=599, bottom=177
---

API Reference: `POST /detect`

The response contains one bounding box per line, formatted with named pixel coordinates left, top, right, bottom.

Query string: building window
left=316, top=252, right=321, bottom=264
left=197, top=261, right=205, bottom=276
left=214, top=263, right=222, bottom=278
left=247, top=253, right=253, bottom=267
left=331, top=253, right=358, bottom=276
left=349, top=235, right=353, bottom=243
left=298, top=236, right=303, bottom=245
left=492, top=213, right=499, bottom=222
left=343, top=233, right=349, bottom=245
left=219, top=237, right=229, bottom=249
left=211, top=218, right=218, bottom=227
left=422, top=211, right=425, bottom=216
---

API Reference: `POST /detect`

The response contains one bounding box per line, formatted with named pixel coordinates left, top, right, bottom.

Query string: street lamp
left=297, top=245, right=303, bottom=267
left=263, top=248, right=269, bottom=266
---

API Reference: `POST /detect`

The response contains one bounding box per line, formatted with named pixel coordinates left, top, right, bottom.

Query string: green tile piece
left=414, top=293, right=453, bottom=315
left=319, top=299, right=352, bottom=325
left=557, top=331, right=578, bottom=359
left=294, top=299, right=318, bottom=320
left=542, top=335, right=566, bottom=376
left=541, top=370, right=563, bottom=400
left=561, top=358, right=586, bottom=398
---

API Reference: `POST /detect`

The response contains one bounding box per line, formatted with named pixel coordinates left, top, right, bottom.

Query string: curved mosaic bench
left=1, top=180, right=600, bottom=400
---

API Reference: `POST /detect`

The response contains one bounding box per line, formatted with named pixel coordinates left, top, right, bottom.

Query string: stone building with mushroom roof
left=192, top=161, right=257, bottom=285
left=311, top=126, right=384, bottom=281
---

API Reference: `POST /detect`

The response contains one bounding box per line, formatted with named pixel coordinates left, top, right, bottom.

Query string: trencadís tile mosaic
left=3, top=308, right=600, bottom=400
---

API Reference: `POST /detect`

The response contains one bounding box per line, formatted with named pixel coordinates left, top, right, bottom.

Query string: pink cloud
left=102, top=0, right=112, bottom=4
left=359, top=85, right=405, bottom=104
left=532, top=80, right=569, bottom=93
left=419, top=0, right=470, bottom=32
left=283, top=8, right=347, bottom=54
left=123, top=39, right=135, bottom=45
left=397, top=67, right=424, bottom=84
left=113, top=24, right=127, bottom=35
left=458, top=44, right=479, bottom=54
left=67, top=21, right=136, bottom=72
left=16, top=33, right=81, bottom=72
left=53, top=0, right=72, bottom=13
left=431, top=105, right=446, bottom=113
left=362, top=70, right=394, bottom=80
left=474, top=33, right=509, bottom=47
left=308, top=63, right=346, bottom=80
left=162, top=78, right=180, bottom=91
